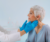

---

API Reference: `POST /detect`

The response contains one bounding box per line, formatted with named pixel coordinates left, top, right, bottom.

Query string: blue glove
left=24, top=20, right=38, bottom=33
left=20, top=20, right=27, bottom=31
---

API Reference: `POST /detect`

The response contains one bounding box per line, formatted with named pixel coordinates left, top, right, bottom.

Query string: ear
left=36, top=15, right=40, bottom=20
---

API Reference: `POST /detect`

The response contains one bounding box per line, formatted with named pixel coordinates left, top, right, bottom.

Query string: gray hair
left=31, top=5, right=45, bottom=21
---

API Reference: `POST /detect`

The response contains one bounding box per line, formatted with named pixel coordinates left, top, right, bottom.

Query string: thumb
left=24, top=20, right=27, bottom=24
left=27, top=21, right=31, bottom=24
left=23, top=20, right=27, bottom=25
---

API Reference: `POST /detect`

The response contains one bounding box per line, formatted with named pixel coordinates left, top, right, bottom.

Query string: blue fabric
left=25, top=24, right=50, bottom=42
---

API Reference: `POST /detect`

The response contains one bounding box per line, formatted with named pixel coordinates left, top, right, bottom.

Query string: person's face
left=27, top=8, right=36, bottom=22
left=27, top=8, right=40, bottom=22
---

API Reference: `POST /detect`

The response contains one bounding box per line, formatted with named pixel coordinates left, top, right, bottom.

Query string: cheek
left=32, top=15, right=35, bottom=18
left=31, top=15, right=35, bottom=19
left=28, top=14, right=36, bottom=22
left=30, top=15, right=36, bottom=21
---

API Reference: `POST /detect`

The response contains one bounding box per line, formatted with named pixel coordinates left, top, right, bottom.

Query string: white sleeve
left=0, top=31, right=21, bottom=42
left=0, top=26, right=21, bottom=42
left=9, top=29, right=21, bottom=41
left=0, top=26, right=9, bottom=34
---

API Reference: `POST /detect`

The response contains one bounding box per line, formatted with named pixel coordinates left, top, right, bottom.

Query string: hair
left=31, top=5, right=45, bottom=21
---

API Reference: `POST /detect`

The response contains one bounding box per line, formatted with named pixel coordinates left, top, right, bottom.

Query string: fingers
left=25, top=20, right=27, bottom=23
left=32, top=20, right=38, bottom=24
left=24, top=20, right=27, bottom=24
left=27, top=21, right=31, bottom=24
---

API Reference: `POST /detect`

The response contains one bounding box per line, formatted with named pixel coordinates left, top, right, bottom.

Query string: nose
left=27, top=14, right=29, bottom=16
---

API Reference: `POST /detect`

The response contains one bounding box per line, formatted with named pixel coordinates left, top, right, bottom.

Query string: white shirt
left=0, top=26, right=21, bottom=42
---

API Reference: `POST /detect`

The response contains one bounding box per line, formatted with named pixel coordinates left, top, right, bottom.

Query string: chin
left=28, top=20, right=30, bottom=22
left=28, top=20, right=32, bottom=22
left=28, top=19, right=35, bottom=22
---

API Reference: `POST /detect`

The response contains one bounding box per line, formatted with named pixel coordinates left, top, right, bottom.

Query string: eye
left=30, top=12, right=32, bottom=14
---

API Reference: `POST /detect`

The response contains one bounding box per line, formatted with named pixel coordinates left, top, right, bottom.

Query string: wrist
left=20, top=30, right=26, bottom=36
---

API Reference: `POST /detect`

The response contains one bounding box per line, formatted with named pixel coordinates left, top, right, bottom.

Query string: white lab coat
left=0, top=26, right=21, bottom=42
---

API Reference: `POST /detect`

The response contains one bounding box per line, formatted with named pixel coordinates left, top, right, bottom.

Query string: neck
left=36, top=21, right=45, bottom=29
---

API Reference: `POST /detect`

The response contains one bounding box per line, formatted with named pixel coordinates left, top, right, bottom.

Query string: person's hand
left=20, top=20, right=27, bottom=31
left=24, top=20, right=38, bottom=33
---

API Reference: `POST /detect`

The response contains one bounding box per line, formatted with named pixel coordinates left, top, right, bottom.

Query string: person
left=0, top=20, right=38, bottom=42
left=25, top=5, right=50, bottom=42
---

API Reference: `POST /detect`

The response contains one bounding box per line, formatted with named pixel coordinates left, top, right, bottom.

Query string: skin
left=18, top=29, right=26, bottom=36
left=27, top=8, right=45, bottom=34
left=18, top=8, right=45, bottom=36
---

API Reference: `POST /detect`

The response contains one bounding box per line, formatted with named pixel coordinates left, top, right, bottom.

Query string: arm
left=18, top=29, right=26, bottom=36
left=18, top=20, right=38, bottom=36
left=0, top=26, right=21, bottom=42
left=45, top=25, right=50, bottom=42
left=48, top=27, right=50, bottom=42
left=0, top=20, right=38, bottom=42
left=0, top=30, right=21, bottom=42
left=0, top=26, right=9, bottom=34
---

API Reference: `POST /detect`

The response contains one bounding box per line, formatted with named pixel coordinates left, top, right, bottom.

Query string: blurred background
left=0, top=0, right=50, bottom=42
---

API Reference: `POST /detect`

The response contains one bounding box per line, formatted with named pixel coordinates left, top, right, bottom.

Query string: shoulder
left=43, top=24, right=50, bottom=30
left=44, top=24, right=50, bottom=34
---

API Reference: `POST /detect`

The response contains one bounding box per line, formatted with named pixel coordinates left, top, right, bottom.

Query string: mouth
left=28, top=18, right=30, bottom=19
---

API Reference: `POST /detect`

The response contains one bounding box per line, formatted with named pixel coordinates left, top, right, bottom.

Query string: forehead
left=29, top=8, right=34, bottom=13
